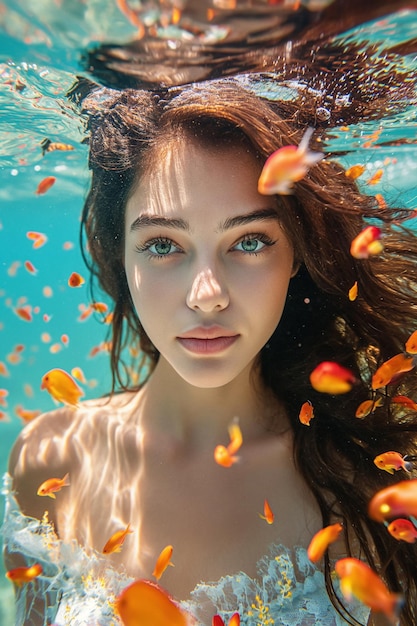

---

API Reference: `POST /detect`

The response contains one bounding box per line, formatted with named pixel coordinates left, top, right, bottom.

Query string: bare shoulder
left=8, top=390, right=140, bottom=520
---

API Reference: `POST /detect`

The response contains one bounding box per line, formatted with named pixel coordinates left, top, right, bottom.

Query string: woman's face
left=124, top=139, right=296, bottom=388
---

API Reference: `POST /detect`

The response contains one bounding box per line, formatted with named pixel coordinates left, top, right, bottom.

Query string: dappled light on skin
left=133, top=265, right=141, bottom=290
left=12, top=397, right=154, bottom=580
left=186, top=268, right=228, bottom=312
left=139, top=146, right=188, bottom=225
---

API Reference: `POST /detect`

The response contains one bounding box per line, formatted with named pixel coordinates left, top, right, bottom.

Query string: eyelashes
left=234, top=233, right=276, bottom=254
left=134, top=232, right=277, bottom=260
left=134, top=237, right=182, bottom=259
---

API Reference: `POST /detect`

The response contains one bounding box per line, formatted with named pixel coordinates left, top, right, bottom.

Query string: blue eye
left=149, top=240, right=173, bottom=255
left=135, top=233, right=276, bottom=259
left=234, top=234, right=275, bottom=255
left=237, top=238, right=264, bottom=253
left=135, top=237, right=181, bottom=259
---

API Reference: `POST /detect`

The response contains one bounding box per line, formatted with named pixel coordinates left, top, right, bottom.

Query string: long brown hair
left=81, top=80, right=417, bottom=625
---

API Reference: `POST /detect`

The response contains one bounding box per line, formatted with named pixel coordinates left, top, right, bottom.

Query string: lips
left=178, top=325, right=237, bottom=340
left=177, top=336, right=239, bottom=354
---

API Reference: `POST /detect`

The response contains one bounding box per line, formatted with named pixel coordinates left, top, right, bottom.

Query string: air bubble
left=316, top=107, right=331, bottom=121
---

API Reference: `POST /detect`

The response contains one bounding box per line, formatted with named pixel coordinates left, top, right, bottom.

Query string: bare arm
left=4, top=407, right=75, bottom=625
left=7, top=407, right=76, bottom=522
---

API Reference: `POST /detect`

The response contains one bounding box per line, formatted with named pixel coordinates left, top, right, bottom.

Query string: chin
left=174, top=362, right=251, bottom=390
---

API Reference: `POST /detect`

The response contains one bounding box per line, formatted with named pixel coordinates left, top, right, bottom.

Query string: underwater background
left=1, top=0, right=417, bottom=621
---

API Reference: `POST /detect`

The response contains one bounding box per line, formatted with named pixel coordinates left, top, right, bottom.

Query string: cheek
left=124, top=261, right=179, bottom=321
left=244, top=261, right=293, bottom=305
left=256, top=269, right=293, bottom=329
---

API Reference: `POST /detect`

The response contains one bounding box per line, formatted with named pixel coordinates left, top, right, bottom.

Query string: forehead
left=125, top=139, right=270, bottom=223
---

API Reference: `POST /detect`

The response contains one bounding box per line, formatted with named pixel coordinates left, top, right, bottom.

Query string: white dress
left=2, top=473, right=370, bottom=625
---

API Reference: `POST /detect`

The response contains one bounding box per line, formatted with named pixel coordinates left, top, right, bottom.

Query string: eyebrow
left=129, top=208, right=279, bottom=233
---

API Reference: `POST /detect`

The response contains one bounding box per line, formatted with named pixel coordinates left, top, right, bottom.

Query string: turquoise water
left=1, top=2, right=417, bottom=622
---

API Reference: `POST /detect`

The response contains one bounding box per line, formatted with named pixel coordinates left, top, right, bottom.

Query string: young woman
left=4, top=79, right=417, bottom=625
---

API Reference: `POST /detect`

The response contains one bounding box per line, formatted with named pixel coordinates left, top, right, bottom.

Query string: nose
left=186, top=267, right=229, bottom=312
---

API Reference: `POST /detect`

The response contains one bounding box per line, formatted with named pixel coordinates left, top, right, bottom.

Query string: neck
left=137, top=356, right=288, bottom=451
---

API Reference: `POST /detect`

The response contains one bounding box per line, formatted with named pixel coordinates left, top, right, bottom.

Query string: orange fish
left=71, top=367, right=87, bottom=384
left=27, top=231, right=48, bottom=249
left=310, top=361, right=356, bottom=394
left=213, top=614, right=240, bottom=626
left=7, top=260, right=21, bottom=277
left=0, top=389, right=8, bottom=406
left=14, top=305, right=32, bottom=322
left=6, top=563, right=43, bottom=587
left=367, top=169, right=384, bottom=186
left=41, top=368, right=84, bottom=406
left=258, top=499, right=274, bottom=524
left=258, top=128, right=324, bottom=195
left=89, top=342, right=107, bottom=357
left=35, top=176, right=56, bottom=195
left=24, top=383, right=34, bottom=397
left=350, top=226, right=383, bottom=259
left=116, top=579, right=189, bottom=626
left=391, top=395, right=417, bottom=412
left=345, top=164, right=366, bottom=180
left=6, top=352, right=22, bottom=365
left=307, top=522, right=343, bottom=563
left=375, top=193, right=387, bottom=209
left=37, top=473, right=70, bottom=498
left=153, top=545, right=174, bottom=581
left=226, top=420, right=242, bottom=455
left=405, top=329, right=417, bottom=354
left=68, top=272, right=85, bottom=288
left=104, top=311, right=114, bottom=325
left=214, top=419, right=242, bottom=467
left=103, top=524, right=133, bottom=554
left=363, top=129, right=381, bottom=149
left=91, top=301, right=108, bottom=313
left=348, top=281, right=358, bottom=301
left=15, top=405, right=41, bottom=423
left=355, top=397, right=383, bottom=418
left=371, top=353, right=415, bottom=390
left=335, top=558, right=403, bottom=624
left=24, top=260, right=37, bottom=275
left=41, top=138, right=74, bottom=154
left=387, top=518, right=417, bottom=544
left=373, top=451, right=413, bottom=475
left=0, top=361, right=10, bottom=377
left=299, top=400, right=314, bottom=426
left=368, top=479, right=417, bottom=522
left=78, top=305, right=94, bottom=322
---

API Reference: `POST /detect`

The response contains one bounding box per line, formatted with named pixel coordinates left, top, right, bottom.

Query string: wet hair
left=81, top=80, right=417, bottom=625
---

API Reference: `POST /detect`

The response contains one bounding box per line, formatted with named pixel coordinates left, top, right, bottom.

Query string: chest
left=58, top=432, right=322, bottom=599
